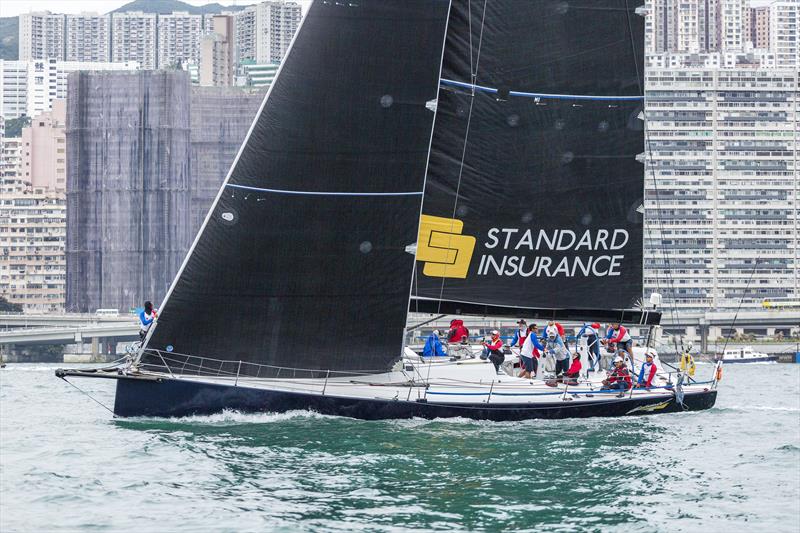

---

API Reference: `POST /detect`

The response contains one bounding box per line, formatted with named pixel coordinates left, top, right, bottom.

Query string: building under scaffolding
left=65, top=70, right=264, bottom=312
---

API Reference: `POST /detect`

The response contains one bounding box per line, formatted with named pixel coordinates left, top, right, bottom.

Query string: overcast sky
left=1, top=0, right=311, bottom=17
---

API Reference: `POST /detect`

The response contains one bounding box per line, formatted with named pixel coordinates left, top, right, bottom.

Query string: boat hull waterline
left=113, top=376, right=717, bottom=420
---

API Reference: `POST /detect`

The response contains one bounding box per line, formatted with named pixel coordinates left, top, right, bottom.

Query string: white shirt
left=520, top=334, right=536, bottom=358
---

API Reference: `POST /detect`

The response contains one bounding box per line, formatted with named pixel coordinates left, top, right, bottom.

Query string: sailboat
left=57, top=0, right=719, bottom=419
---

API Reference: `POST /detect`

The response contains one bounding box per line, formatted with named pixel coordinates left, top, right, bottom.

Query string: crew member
left=636, top=353, right=658, bottom=389
left=447, top=319, right=469, bottom=344
left=482, top=330, right=505, bottom=374
left=423, top=330, right=447, bottom=357
left=545, top=328, right=569, bottom=376
left=603, top=357, right=632, bottom=397
left=518, top=324, right=544, bottom=379
left=577, top=322, right=602, bottom=372
left=562, top=351, right=582, bottom=385
left=602, top=323, right=634, bottom=373
left=138, top=301, right=158, bottom=341
left=546, top=320, right=568, bottom=351
left=509, top=319, right=528, bottom=349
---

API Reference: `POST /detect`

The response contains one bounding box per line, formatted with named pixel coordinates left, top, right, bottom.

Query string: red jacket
left=485, top=337, right=503, bottom=351
left=566, top=358, right=581, bottom=376
left=608, top=366, right=632, bottom=389
left=448, top=320, right=470, bottom=343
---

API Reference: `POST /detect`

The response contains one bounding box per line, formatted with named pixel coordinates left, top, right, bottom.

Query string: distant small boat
left=719, top=347, right=778, bottom=364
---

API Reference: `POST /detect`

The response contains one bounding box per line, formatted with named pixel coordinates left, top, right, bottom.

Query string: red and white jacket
left=485, top=337, right=503, bottom=352
left=637, top=361, right=657, bottom=387
left=607, top=366, right=632, bottom=388
left=606, top=325, right=631, bottom=343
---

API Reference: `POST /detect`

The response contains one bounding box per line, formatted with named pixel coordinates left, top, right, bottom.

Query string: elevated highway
left=0, top=314, right=140, bottom=361
left=0, top=313, right=136, bottom=328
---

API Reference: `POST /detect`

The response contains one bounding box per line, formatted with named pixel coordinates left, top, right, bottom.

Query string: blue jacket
left=139, top=310, right=155, bottom=328
left=510, top=328, right=527, bottom=347
left=423, top=333, right=447, bottom=357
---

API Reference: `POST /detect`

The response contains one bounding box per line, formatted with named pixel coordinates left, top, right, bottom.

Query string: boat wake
left=120, top=408, right=335, bottom=426
left=719, top=405, right=800, bottom=413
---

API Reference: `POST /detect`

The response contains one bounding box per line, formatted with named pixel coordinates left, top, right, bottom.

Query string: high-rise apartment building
left=0, top=137, right=22, bottom=181
left=157, top=12, right=203, bottom=69
left=1, top=106, right=66, bottom=313
left=18, top=12, right=66, bottom=61
left=0, top=61, right=28, bottom=119
left=770, top=1, right=799, bottom=68
left=644, top=68, right=799, bottom=311
left=200, top=16, right=235, bottom=87
left=231, top=2, right=301, bottom=65
left=65, top=13, right=111, bottom=62
left=20, top=100, right=67, bottom=193
left=646, top=0, right=779, bottom=54
left=233, top=8, right=258, bottom=63
left=0, top=187, right=66, bottom=313
left=255, top=1, right=302, bottom=63
left=750, top=6, right=772, bottom=48
left=717, top=0, right=747, bottom=51
left=111, top=12, right=157, bottom=70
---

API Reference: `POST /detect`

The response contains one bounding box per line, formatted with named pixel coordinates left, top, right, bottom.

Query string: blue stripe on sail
left=440, top=78, right=644, bottom=101
left=226, top=184, right=424, bottom=196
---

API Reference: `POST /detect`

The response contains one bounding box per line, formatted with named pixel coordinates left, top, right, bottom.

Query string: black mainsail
left=141, top=0, right=451, bottom=373
left=412, top=0, right=649, bottom=322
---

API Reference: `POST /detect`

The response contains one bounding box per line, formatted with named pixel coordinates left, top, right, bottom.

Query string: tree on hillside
left=0, top=296, right=23, bottom=313
left=3, top=116, right=30, bottom=138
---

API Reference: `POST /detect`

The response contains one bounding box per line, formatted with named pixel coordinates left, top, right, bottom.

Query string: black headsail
left=141, top=0, right=451, bottom=374
left=412, top=0, right=654, bottom=323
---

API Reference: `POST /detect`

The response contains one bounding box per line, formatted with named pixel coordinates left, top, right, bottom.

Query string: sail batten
left=440, top=79, right=645, bottom=101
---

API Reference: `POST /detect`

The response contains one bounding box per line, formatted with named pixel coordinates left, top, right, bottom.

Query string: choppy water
left=1, top=363, right=798, bottom=532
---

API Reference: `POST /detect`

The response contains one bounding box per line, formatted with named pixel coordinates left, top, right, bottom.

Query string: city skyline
left=1, top=0, right=797, bottom=315
left=0, top=0, right=312, bottom=17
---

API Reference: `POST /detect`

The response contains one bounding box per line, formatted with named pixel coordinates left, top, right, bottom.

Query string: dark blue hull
left=113, top=376, right=717, bottom=420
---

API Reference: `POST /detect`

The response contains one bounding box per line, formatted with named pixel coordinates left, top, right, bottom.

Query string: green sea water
left=1, top=363, right=798, bottom=532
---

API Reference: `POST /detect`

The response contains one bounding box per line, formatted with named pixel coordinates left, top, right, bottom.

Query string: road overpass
left=0, top=318, right=140, bottom=362
left=0, top=313, right=136, bottom=328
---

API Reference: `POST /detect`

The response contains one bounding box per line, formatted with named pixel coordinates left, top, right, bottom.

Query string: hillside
left=0, top=17, right=18, bottom=60
left=112, top=0, right=250, bottom=14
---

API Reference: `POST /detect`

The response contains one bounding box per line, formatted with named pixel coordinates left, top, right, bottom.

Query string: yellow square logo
left=416, top=215, right=476, bottom=279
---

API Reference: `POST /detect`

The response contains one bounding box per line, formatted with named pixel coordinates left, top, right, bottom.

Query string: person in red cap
left=482, top=330, right=505, bottom=374
left=577, top=322, right=602, bottom=372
